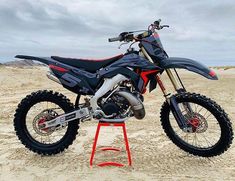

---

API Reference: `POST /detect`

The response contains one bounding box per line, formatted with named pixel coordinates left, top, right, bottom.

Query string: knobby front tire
left=160, top=92, right=233, bottom=157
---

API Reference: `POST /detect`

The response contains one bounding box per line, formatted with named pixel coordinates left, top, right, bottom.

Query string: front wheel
left=160, top=92, right=233, bottom=157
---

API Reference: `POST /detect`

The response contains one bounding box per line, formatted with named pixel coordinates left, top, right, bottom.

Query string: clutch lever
left=160, top=25, right=170, bottom=29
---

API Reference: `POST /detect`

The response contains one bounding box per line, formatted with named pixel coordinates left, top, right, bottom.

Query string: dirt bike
left=14, top=19, right=233, bottom=157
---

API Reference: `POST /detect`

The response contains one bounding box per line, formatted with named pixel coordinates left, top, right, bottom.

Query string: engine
left=98, top=89, right=145, bottom=120
left=99, top=94, right=130, bottom=118
left=90, top=74, right=145, bottom=120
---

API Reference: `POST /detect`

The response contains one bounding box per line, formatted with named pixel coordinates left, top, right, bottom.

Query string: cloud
left=0, top=0, right=234, bottom=65
left=0, top=0, right=91, bottom=35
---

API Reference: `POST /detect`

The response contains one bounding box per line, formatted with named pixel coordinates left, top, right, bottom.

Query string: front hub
left=188, top=117, right=200, bottom=132
left=184, top=113, right=208, bottom=133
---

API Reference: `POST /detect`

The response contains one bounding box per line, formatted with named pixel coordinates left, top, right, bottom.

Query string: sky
left=0, top=0, right=235, bottom=66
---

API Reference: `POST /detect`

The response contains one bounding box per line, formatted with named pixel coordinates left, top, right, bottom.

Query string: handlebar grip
left=108, top=36, right=121, bottom=42
left=154, top=19, right=161, bottom=25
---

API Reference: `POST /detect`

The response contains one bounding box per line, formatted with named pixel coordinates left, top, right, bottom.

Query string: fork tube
left=141, top=47, right=170, bottom=99
left=141, top=47, right=180, bottom=92
left=167, top=69, right=192, bottom=112
left=166, top=69, right=180, bottom=91
left=141, top=47, right=154, bottom=63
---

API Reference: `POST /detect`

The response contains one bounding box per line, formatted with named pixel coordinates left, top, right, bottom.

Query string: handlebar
left=108, top=36, right=121, bottom=42
left=108, top=32, right=134, bottom=42
left=108, top=19, right=169, bottom=42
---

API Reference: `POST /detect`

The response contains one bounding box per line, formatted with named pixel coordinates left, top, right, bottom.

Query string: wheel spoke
left=47, top=136, right=51, bottom=144
left=205, top=113, right=213, bottom=120
left=194, top=103, right=198, bottom=112
left=201, top=133, right=213, bottom=147
left=193, top=133, right=202, bottom=147
left=25, top=101, right=68, bottom=145
left=202, top=110, right=209, bottom=118
left=197, top=106, right=204, bottom=114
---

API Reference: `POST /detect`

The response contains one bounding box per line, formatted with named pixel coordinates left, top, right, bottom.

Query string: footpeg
left=93, top=109, right=116, bottom=119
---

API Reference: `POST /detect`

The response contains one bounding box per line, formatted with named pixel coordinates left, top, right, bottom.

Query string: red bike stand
left=90, top=121, right=132, bottom=167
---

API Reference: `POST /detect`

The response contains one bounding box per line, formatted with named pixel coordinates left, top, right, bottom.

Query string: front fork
left=156, top=72, right=188, bottom=129
left=165, top=69, right=193, bottom=113
left=141, top=47, right=192, bottom=129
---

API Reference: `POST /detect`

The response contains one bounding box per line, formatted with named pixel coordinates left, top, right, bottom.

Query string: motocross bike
left=14, top=19, right=233, bottom=157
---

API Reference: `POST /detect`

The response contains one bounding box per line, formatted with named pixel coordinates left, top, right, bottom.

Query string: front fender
left=159, top=57, right=218, bottom=80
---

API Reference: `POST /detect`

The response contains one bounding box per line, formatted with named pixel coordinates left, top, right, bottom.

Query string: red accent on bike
left=153, top=32, right=160, bottom=38
left=156, top=75, right=166, bottom=92
left=140, top=70, right=158, bottom=93
left=189, top=118, right=200, bottom=132
left=90, top=122, right=132, bottom=167
left=209, top=70, right=216, bottom=77
left=142, top=87, right=147, bottom=94
left=49, top=65, right=69, bottom=72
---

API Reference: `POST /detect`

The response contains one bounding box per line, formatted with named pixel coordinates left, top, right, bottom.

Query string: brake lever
left=160, top=25, right=170, bottom=29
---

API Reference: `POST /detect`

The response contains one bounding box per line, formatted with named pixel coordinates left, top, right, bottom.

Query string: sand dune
left=0, top=66, right=235, bottom=180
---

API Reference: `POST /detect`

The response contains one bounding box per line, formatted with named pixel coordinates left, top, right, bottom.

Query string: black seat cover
left=51, top=54, right=123, bottom=72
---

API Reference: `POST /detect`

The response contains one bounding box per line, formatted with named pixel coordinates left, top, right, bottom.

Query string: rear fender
left=15, top=55, right=100, bottom=95
left=159, top=57, right=218, bottom=80
left=15, top=55, right=76, bottom=73
left=15, top=54, right=70, bottom=76
left=15, top=55, right=50, bottom=65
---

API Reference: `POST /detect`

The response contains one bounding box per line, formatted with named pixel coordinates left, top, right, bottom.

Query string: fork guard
left=159, top=57, right=218, bottom=80
left=169, top=95, right=188, bottom=129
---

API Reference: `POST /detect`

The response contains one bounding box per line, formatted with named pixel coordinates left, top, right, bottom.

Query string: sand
left=0, top=66, right=235, bottom=180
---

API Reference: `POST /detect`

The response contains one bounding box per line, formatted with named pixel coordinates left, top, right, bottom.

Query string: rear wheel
left=14, top=90, right=80, bottom=155
left=160, top=92, right=233, bottom=157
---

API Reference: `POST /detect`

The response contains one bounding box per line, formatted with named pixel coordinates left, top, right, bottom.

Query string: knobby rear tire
left=14, top=90, right=80, bottom=155
left=160, top=92, right=233, bottom=157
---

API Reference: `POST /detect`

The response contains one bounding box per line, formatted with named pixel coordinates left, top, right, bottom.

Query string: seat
left=51, top=54, right=123, bottom=72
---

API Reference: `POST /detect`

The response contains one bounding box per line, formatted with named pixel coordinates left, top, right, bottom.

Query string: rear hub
left=38, top=118, right=49, bottom=132
left=33, top=109, right=58, bottom=136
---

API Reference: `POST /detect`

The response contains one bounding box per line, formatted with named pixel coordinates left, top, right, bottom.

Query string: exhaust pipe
left=47, top=71, right=61, bottom=84
left=115, top=91, right=145, bottom=119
